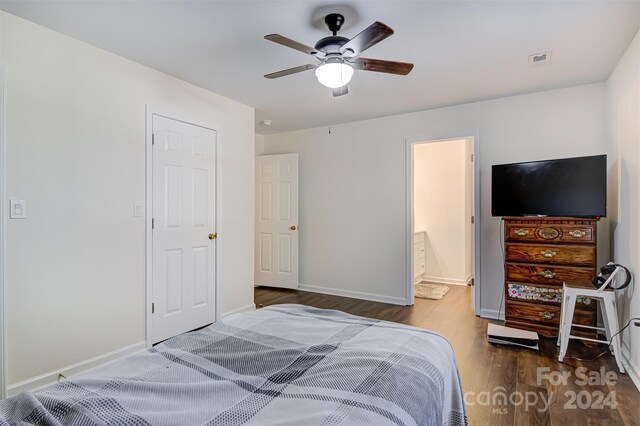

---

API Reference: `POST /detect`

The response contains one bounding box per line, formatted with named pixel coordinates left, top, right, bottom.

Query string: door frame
left=0, top=66, right=6, bottom=398
left=144, top=105, right=220, bottom=347
left=405, top=133, right=481, bottom=315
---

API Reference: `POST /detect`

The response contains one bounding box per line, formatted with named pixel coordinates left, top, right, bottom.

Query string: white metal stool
left=557, top=265, right=625, bottom=373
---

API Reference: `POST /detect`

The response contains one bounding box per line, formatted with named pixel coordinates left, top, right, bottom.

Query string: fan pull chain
left=328, top=93, right=333, bottom=134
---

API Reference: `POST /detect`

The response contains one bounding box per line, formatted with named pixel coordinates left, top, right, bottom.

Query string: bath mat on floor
left=415, top=282, right=450, bottom=300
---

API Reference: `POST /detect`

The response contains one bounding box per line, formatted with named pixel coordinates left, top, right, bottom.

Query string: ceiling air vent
left=528, top=51, right=551, bottom=68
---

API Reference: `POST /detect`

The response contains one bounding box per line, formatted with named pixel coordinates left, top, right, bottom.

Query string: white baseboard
left=299, top=284, right=407, bottom=306
left=620, top=346, right=640, bottom=392
left=421, top=275, right=468, bottom=286
left=221, top=303, right=256, bottom=318
left=7, top=341, right=147, bottom=396
left=480, top=308, right=505, bottom=321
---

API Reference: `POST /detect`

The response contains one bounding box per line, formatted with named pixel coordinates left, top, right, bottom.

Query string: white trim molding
left=420, top=275, right=468, bottom=286
left=0, top=65, right=6, bottom=399
left=221, top=303, right=256, bottom=318
left=299, top=284, right=407, bottom=306
left=7, top=341, right=147, bottom=397
left=621, top=346, right=640, bottom=391
left=480, top=309, right=506, bottom=321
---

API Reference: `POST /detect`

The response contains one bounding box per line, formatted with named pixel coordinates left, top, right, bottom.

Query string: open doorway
left=406, top=136, right=480, bottom=314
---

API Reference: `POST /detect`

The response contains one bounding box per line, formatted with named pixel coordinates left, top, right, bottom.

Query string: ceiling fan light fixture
left=315, top=62, right=354, bottom=88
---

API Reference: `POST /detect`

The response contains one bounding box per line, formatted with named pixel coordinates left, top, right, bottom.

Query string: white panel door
left=255, top=154, right=299, bottom=289
left=152, top=115, right=216, bottom=343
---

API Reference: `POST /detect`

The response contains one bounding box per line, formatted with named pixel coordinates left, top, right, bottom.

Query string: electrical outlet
left=10, top=199, right=26, bottom=219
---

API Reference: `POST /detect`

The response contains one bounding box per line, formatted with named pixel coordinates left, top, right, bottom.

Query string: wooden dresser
left=503, top=217, right=598, bottom=337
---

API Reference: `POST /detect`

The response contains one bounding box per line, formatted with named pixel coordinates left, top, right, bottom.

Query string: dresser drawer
left=505, top=319, right=597, bottom=339
left=505, top=243, right=595, bottom=266
left=505, top=300, right=594, bottom=326
left=505, top=319, right=560, bottom=338
left=506, top=223, right=595, bottom=244
left=507, top=225, right=539, bottom=241
left=506, top=282, right=597, bottom=308
left=558, top=225, right=595, bottom=243
left=505, top=262, right=595, bottom=285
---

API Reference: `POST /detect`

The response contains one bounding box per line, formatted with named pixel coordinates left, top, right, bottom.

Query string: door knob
left=208, top=233, right=217, bottom=240
left=290, top=225, right=298, bottom=231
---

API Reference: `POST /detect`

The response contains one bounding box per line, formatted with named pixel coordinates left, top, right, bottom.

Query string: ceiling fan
left=264, top=13, right=414, bottom=97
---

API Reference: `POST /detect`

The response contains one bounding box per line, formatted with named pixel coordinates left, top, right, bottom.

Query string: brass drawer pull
left=568, top=230, right=586, bottom=238
left=540, top=249, right=557, bottom=258
left=539, top=270, right=557, bottom=279
left=514, top=228, right=529, bottom=236
left=539, top=311, right=555, bottom=320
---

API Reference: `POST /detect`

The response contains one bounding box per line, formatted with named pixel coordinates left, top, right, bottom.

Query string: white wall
left=255, top=133, right=265, bottom=156
left=413, top=139, right=467, bottom=284
left=262, top=83, right=608, bottom=314
left=412, top=147, right=429, bottom=234
left=607, top=29, right=640, bottom=388
left=0, top=12, right=255, bottom=390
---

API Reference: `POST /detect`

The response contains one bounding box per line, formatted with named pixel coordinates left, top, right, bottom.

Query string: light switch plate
left=10, top=199, right=26, bottom=219
left=133, top=202, right=144, bottom=217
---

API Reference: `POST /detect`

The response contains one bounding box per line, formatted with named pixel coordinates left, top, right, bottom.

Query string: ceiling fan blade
left=350, top=57, right=414, bottom=75
left=265, top=34, right=319, bottom=56
left=332, top=86, right=349, bottom=97
left=340, top=22, right=394, bottom=57
left=264, top=64, right=318, bottom=79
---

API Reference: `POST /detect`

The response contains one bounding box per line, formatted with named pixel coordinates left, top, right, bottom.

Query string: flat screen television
left=491, top=154, right=606, bottom=217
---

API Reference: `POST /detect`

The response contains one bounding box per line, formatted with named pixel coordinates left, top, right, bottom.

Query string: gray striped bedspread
left=0, top=304, right=468, bottom=425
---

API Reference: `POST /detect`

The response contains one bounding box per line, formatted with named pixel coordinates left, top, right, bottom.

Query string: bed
left=0, top=304, right=467, bottom=425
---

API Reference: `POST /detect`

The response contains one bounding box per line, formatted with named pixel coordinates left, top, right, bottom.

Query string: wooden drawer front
left=506, top=224, right=595, bottom=244
left=505, top=243, right=595, bottom=266
left=506, top=319, right=560, bottom=338
left=507, top=225, right=538, bottom=241
left=505, top=319, right=596, bottom=339
left=505, top=263, right=595, bottom=285
left=506, top=300, right=593, bottom=326
left=558, top=225, right=594, bottom=243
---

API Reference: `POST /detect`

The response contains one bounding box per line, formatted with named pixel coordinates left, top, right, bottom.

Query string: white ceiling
left=2, top=1, right=639, bottom=135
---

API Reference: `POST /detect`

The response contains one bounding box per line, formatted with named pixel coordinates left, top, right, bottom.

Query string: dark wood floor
left=255, top=285, right=640, bottom=426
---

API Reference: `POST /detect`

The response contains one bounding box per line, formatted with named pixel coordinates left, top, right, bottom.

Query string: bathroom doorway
left=406, top=136, right=480, bottom=314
